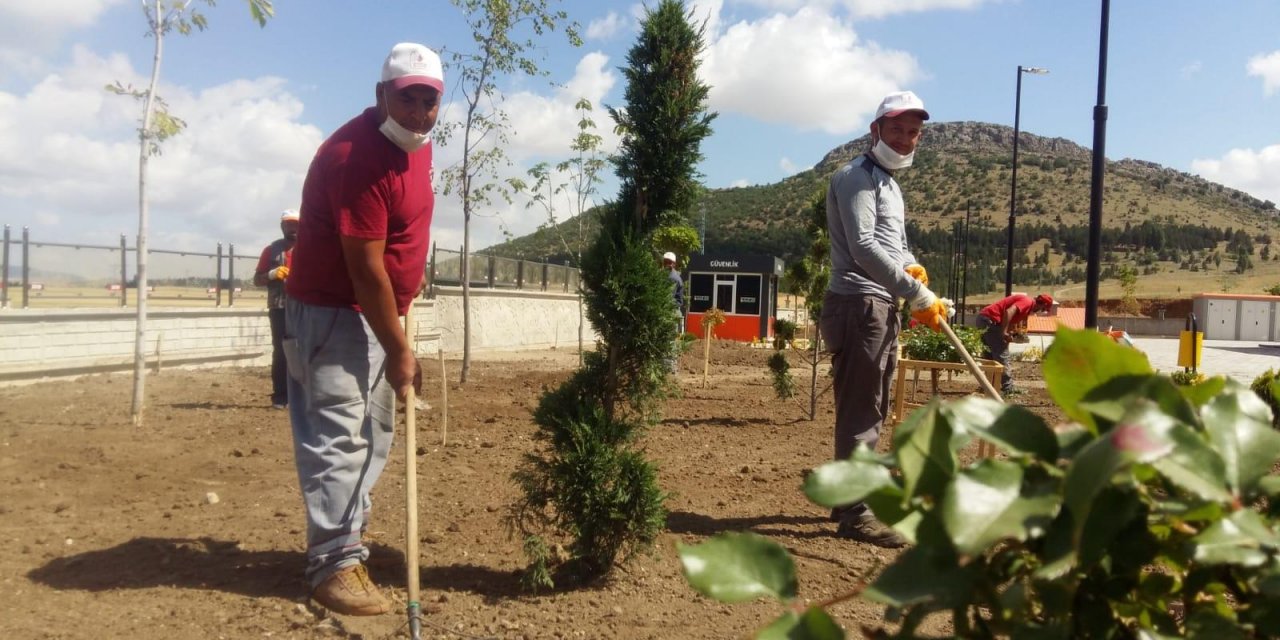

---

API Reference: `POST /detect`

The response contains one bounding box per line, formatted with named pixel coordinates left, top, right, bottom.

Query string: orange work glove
left=911, top=299, right=948, bottom=332
left=905, top=263, right=928, bottom=287
left=269, top=265, right=290, bottom=281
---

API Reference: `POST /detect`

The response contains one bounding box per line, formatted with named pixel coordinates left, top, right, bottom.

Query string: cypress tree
left=511, top=0, right=715, bottom=586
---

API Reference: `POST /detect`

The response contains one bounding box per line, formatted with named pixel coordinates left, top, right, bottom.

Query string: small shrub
left=773, top=318, right=797, bottom=350
left=1013, top=345, right=1045, bottom=362
left=767, top=351, right=794, bottom=399
left=900, top=325, right=985, bottom=363
left=1171, top=368, right=1207, bottom=386
left=1251, top=368, right=1280, bottom=427
left=680, top=327, right=1280, bottom=638
left=678, top=331, right=697, bottom=354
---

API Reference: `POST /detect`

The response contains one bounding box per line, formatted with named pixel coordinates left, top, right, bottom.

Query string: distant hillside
left=488, top=122, right=1280, bottom=300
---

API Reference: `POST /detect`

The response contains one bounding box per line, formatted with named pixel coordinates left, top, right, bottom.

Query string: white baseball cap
left=381, top=43, right=444, bottom=93
left=280, top=209, right=300, bottom=222
left=874, top=90, right=929, bottom=121
left=662, top=251, right=677, bottom=263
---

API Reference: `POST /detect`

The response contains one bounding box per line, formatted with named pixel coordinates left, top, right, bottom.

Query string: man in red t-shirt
left=282, top=42, right=441, bottom=616
left=254, top=209, right=299, bottom=409
left=977, top=293, right=1054, bottom=394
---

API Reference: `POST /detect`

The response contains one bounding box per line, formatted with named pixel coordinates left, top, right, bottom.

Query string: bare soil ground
left=0, top=342, right=1058, bottom=640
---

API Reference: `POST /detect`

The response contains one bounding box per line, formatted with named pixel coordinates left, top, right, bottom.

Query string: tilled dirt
left=0, top=342, right=1056, bottom=639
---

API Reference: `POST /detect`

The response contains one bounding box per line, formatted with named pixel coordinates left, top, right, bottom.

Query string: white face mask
left=379, top=115, right=430, bottom=153
left=870, top=137, right=914, bottom=170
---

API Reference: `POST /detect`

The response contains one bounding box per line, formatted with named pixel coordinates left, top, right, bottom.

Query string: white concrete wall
left=0, top=307, right=274, bottom=381
left=0, top=289, right=596, bottom=383
left=431, top=286, right=596, bottom=353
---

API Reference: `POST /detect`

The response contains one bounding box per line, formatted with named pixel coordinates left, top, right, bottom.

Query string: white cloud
left=841, top=0, right=998, bottom=18
left=1181, top=61, right=1202, bottom=77
left=0, top=45, right=324, bottom=256
left=729, top=0, right=996, bottom=19
left=701, top=7, right=921, bottom=134
left=730, top=178, right=750, bottom=188
left=0, top=0, right=126, bottom=82
left=1247, top=51, right=1280, bottom=96
left=1191, top=144, right=1280, bottom=205
left=779, top=156, right=801, bottom=175
left=586, top=11, right=625, bottom=40
left=0, top=0, right=123, bottom=27
left=688, top=0, right=725, bottom=36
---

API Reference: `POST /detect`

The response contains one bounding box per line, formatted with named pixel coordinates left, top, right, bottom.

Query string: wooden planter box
left=889, top=356, right=1004, bottom=457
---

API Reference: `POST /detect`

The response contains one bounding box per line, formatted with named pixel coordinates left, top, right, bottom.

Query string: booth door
left=714, top=275, right=736, bottom=312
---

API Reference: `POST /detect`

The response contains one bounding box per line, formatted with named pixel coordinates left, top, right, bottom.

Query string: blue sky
left=1, top=0, right=1278, bottom=257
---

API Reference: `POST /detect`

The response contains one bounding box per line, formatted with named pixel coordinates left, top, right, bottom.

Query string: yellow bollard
left=1177, top=330, right=1203, bottom=370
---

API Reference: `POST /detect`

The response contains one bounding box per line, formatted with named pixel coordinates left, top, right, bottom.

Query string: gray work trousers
left=819, top=292, right=899, bottom=518
left=976, top=315, right=1013, bottom=393
left=283, top=299, right=396, bottom=588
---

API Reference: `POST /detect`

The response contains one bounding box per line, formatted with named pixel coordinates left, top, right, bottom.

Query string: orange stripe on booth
left=687, top=313, right=769, bottom=342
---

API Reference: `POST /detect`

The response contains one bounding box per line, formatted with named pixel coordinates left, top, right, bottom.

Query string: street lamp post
left=1005, top=65, right=1049, bottom=297
left=1085, top=0, right=1111, bottom=329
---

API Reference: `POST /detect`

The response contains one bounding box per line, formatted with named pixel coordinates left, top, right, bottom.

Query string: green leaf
left=892, top=401, right=958, bottom=501
left=1179, top=375, right=1227, bottom=407
left=248, top=0, right=275, bottom=28
left=940, top=459, right=1060, bottom=555
left=1192, top=509, right=1280, bottom=567
left=1202, top=380, right=1280, bottom=495
left=802, top=454, right=895, bottom=509
left=1259, top=475, right=1280, bottom=498
left=1043, top=327, right=1152, bottom=432
left=1258, top=561, right=1280, bottom=597
left=1015, top=625, right=1071, bottom=640
left=1079, top=375, right=1200, bottom=432
left=1151, top=421, right=1231, bottom=504
left=863, top=485, right=923, bottom=543
left=1055, top=422, right=1093, bottom=460
left=1062, top=401, right=1184, bottom=548
left=757, top=607, right=845, bottom=640
left=1035, top=511, right=1077, bottom=580
left=678, top=533, right=797, bottom=603
left=864, top=516, right=973, bottom=608
left=1078, top=486, right=1144, bottom=568
left=1185, top=607, right=1249, bottom=639
left=944, top=398, right=1058, bottom=460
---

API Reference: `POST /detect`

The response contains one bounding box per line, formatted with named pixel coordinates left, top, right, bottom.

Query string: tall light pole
left=1005, top=65, right=1049, bottom=296
left=1084, top=0, right=1111, bottom=329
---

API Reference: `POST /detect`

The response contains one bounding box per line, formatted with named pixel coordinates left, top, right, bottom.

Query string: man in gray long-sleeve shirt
left=820, top=90, right=947, bottom=548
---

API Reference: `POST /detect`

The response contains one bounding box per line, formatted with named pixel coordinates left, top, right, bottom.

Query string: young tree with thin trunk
left=511, top=0, right=715, bottom=587
left=436, top=0, right=580, bottom=384
left=113, top=0, right=272, bottom=426
left=517, top=98, right=607, bottom=364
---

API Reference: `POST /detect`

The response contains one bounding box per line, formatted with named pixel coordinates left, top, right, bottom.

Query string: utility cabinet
left=1191, top=293, right=1280, bottom=341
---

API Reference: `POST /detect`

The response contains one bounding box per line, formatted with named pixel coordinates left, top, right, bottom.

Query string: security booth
left=685, top=254, right=784, bottom=342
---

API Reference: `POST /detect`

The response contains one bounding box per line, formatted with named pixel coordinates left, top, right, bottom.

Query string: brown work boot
left=836, top=514, right=908, bottom=548
left=310, top=564, right=391, bottom=616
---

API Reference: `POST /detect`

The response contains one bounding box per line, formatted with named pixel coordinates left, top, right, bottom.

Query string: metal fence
left=428, top=246, right=580, bottom=294
left=0, top=225, right=580, bottom=309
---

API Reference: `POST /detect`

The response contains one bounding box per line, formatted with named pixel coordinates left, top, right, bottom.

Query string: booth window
left=736, top=275, right=761, bottom=316
left=689, top=274, right=713, bottom=313
left=690, top=272, right=766, bottom=315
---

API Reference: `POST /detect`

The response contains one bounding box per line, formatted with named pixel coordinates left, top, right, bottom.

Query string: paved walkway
left=1013, top=335, right=1280, bottom=384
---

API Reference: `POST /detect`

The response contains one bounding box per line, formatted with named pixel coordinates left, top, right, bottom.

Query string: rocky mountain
left=488, top=122, right=1279, bottom=298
